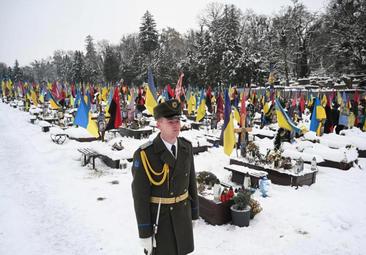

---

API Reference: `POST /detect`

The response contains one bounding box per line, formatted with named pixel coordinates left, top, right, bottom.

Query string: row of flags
left=2, top=72, right=366, bottom=156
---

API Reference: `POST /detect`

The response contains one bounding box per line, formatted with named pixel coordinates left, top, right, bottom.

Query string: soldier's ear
left=156, top=119, right=162, bottom=129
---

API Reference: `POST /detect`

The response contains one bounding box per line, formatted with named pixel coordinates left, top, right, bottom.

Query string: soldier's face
left=157, top=117, right=181, bottom=142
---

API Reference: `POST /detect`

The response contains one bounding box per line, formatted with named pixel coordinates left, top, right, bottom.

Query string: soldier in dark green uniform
left=131, top=99, right=199, bottom=255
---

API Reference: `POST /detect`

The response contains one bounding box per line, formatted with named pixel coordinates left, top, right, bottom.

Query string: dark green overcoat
left=131, top=134, right=199, bottom=255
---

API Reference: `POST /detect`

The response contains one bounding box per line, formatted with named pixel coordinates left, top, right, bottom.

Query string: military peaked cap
left=153, top=99, right=181, bottom=120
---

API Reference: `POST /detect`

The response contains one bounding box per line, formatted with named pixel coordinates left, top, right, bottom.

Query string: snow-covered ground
left=1, top=102, right=366, bottom=255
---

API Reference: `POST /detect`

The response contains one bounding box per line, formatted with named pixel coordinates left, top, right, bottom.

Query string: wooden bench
left=224, top=164, right=268, bottom=188
left=77, top=148, right=102, bottom=170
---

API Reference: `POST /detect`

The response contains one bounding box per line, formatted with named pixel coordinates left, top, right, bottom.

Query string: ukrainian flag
left=275, top=99, right=301, bottom=134
left=309, top=97, right=327, bottom=136
left=47, top=91, right=60, bottom=110
left=223, top=89, right=235, bottom=156
left=195, top=90, right=206, bottom=122
left=74, top=95, right=99, bottom=138
left=233, top=106, right=240, bottom=124
left=145, top=67, right=158, bottom=115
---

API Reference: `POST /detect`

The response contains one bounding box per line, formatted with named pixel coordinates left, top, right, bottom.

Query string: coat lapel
left=153, top=134, right=176, bottom=169
left=172, top=138, right=189, bottom=178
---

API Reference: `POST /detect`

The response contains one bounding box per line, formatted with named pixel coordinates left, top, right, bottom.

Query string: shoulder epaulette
left=140, top=140, right=153, bottom=150
left=179, top=137, right=192, bottom=144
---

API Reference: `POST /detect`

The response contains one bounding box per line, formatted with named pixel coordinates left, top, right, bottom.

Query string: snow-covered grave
left=340, top=128, right=366, bottom=157
left=250, top=126, right=276, bottom=139
left=302, top=131, right=358, bottom=169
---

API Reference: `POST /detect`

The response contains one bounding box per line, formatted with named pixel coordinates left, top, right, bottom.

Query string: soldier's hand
left=139, top=237, right=152, bottom=254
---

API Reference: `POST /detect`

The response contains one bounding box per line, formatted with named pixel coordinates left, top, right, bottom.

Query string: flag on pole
left=309, top=97, right=327, bottom=136
left=195, top=90, right=206, bottom=122
left=240, top=91, right=246, bottom=127
left=175, top=73, right=185, bottom=102
left=74, top=95, right=99, bottom=137
left=187, top=92, right=196, bottom=115
left=105, top=87, right=122, bottom=130
left=216, top=91, right=224, bottom=121
left=47, top=91, right=60, bottom=110
left=223, top=89, right=235, bottom=156
left=145, top=67, right=158, bottom=115
left=275, top=99, right=301, bottom=134
left=233, top=106, right=240, bottom=124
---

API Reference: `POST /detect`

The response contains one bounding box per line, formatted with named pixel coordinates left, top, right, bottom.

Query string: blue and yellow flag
left=145, top=67, right=158, bottom=115
left=275, top=99, right=301, bottom=134
left=47, top=91, right=60, bottom=110
left=233, top=106, right=240, bottom=124
left=195, top=90, right=206, bottom=122
left=74, top=95, right=99, bottom=138
left=309, top=97, right=327, bottom=136
left=223, top=90, right=235, bottom=156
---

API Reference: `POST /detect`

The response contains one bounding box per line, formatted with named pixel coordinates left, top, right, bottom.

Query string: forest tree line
left=0, top=0, right=365, bottom=89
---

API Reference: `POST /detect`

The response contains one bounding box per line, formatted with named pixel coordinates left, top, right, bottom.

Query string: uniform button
left=185, top=173, right=188, bottom=176
left=170, top=207, right=173, bottom=211
left=170, top=192, right=174, bottom=196
left=184, top=188, right=187, bottom=192
left=184, top=202, right=187, bottom=206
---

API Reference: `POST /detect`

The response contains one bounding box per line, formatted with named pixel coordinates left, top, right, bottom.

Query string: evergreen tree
left=139, top=11, right=159, bottom=64
left=0, top=63, right=8, bottom=80
left=103, top=46, right=120, bottom=83
left=84, top=35, right=101, bottom=83
left=219, top=4, right=244, bottom=85
left=285, top=0, right=318, bottom=78
left=155, top=27, right=185, bottom=86
left=12, top=60, right=23, bottom=82
left=322, top=0, right=366, bottom=73
left=30, top=58, right=56, bottom=82
left=53, top=50, right=73, bottom=82
left=71, top=51, right=85, bottom=83
left=119, top=34, right=144, bottom=86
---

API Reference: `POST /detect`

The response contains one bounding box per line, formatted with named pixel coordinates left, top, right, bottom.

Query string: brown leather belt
left=150, top=191, right=189, bottom=204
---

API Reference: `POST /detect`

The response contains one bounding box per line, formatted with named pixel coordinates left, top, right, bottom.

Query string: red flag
left=354, top=89, right=360, bottom=103
left=106, top=87, right=122, bottom=130
left=299, top=94, right=305, bottom=113
left=51, top=82, right=61, bottom=100
left=240, top=92, right=246, bottom=127
left=71, top=83, right=76, bottom=98
left=167, top=84, right=175, bottom=98
left=216, top=92, right=224, bottom=121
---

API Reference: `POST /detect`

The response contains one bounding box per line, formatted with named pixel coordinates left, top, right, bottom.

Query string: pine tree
left=12, top=60, right=23, bottom=82
left=84, top=35, right=101, bottom=83
left=103, top=46, right=120, bottom=83
left=0, top=63, right=8, bottom=80
left=322, top=0, right=366, bottom=73
left=139, top=11, right=159, bottom=64
left=219, top=4, right=244, bottom=85
left=119, top=34, right=145, bottom=86
left=71, top=51, right=85, bottom=83
left=155, top=27, right=185, bottom=86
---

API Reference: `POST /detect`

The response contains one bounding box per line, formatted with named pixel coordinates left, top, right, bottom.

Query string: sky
left=0, top=0, right=327, bottom=67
